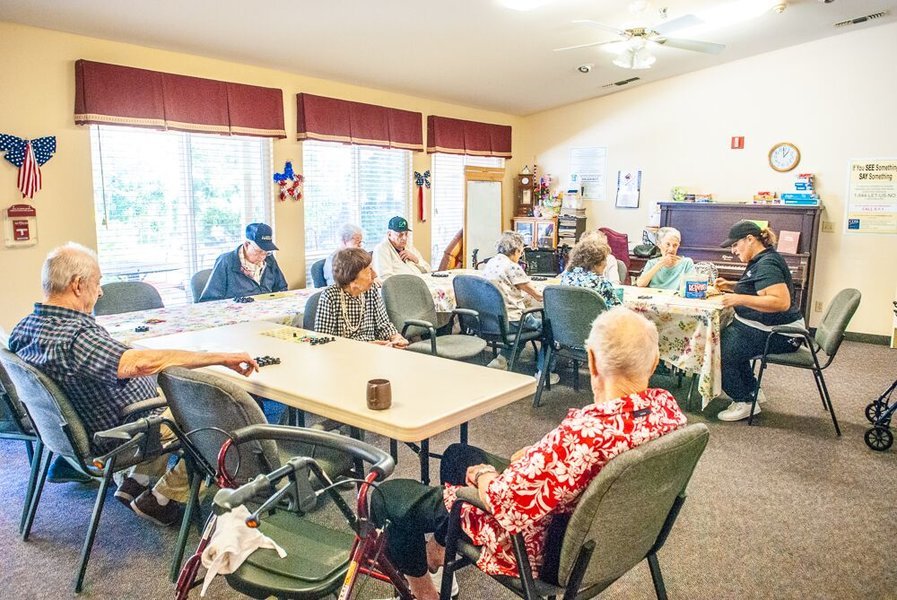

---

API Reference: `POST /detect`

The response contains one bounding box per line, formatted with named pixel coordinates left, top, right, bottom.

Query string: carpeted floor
left=0, top=340, right=895, bottom=599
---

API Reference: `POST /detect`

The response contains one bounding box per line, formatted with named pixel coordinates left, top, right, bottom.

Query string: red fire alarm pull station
left=5, top=204, right=38, bottom=247
left=730, top=136, right=745, bottom=150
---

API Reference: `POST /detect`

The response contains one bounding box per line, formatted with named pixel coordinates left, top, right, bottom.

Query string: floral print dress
left=560, top=266, right=621, bottom=307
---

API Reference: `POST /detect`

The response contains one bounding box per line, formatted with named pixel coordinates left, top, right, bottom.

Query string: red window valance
left=296, top=93, right=423, bottom=151
left=74, top=60, right=286, bottom=138
left=426, top=115, right=512, bottom=158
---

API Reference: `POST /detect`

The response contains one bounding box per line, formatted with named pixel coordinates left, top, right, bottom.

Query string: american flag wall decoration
left=0, top=134, right=57, bottom=199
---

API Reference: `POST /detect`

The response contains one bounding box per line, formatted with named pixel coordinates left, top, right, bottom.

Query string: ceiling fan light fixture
left=613, top=47, right=656, bottom=69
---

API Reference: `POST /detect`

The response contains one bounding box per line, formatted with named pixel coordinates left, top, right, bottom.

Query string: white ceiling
left=1, top=0, right=895, bottom=116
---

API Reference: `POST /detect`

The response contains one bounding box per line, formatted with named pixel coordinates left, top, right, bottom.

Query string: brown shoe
left=130, top=490, right=182, bottom=527
left=114, top=477, right=148, bottom=508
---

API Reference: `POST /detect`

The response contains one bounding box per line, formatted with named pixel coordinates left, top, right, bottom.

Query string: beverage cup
left=366, top=379, right=392, bottom=410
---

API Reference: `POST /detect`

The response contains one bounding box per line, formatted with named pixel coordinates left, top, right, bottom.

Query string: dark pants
left=502, top=313, right=546, bottom=371
left=370, top=444, right=508, bottom=578
left=721, top=319, right=801, bottom=402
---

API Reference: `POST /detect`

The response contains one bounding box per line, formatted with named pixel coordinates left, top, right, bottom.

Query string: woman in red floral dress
left=371, top=307, right=687, bottom=600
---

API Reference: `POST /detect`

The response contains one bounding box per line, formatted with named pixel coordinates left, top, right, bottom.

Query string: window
left=89, top=125, right=272, bottom=305
left=303, top=140, right=411, bottom=278
left=430, top=154, right=505, bottom=266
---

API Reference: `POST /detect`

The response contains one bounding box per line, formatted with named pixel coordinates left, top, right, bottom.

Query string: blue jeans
left=721, top=319, right=801, bottom=402
left=501, top=313, right=545, bottom=371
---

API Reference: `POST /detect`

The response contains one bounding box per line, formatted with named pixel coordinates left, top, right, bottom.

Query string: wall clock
left=769, top=142, right=800, bottom=172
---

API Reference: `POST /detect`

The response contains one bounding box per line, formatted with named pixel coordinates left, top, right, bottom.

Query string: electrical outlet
left=814, top=301, right=824, bottom=312
left=822, top=221, right=835, bottom=233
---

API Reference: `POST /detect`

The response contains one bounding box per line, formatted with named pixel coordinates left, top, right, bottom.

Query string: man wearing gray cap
left=199, top=222, right=288, bottom=301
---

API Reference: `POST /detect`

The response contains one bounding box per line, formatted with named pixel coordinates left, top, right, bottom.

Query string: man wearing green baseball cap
left=372, top=215, right=431, bottom=280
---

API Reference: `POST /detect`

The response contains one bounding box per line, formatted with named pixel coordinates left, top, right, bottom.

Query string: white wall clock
left=769, top=142, right=800, bottom=172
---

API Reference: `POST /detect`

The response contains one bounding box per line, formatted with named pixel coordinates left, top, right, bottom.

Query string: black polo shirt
left=733, top=247, right=803, bottom=327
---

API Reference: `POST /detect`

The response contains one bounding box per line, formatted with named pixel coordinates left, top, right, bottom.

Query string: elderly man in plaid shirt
left=8, top=242, right=258, bottom=526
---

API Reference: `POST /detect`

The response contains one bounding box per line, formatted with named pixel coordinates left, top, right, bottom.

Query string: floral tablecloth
left=419, top=272, right=730, bottom=406
left=98, top=289, right=318, bottom=345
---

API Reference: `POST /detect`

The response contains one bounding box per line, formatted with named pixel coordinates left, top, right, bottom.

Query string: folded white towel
left=200, top=505, right=287, bottom=596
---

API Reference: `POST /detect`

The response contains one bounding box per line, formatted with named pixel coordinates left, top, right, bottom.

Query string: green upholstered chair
left=533, top=285, right=607, bottom=407
left=440, top=423, right=710, bottom=600
left=94, top=281, right=164, bottom=315
left=0, top=348, right=170, bottom=593
left=190, top=268, right=213, bottom=303
left=750, top=288, right=862, bottom=435
left=382, top=274, right=487, bottom=361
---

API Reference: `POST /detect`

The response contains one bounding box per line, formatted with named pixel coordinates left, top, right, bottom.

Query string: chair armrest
left=451, top=308, right=481, bottom=336
left=401, top=319, right=437, bottom=353
left=120, top=396, right=167, bottom=419
left=520, top=306, right=545, bottom=321
left=92, top=414, right=173, bottom=468
left=770, top=325, right=810, bottom=336
left=453, top=486, right=491, bottom=512
left=762, top=326, right=815, bottom=358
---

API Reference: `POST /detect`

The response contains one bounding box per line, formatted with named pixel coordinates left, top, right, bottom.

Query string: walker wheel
left=865, top=426, right=893, bottom=452
left=865, top=401, right=885, bottom=423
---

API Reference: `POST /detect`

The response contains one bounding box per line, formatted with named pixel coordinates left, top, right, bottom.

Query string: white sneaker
left=430, top=566, right=460, bottom=598
left=717, top=400, right=760, bottom=422
left=535, top=371, right=561, bottom=385
left=756, top=388, right=766, bottom=404
left=486, top=355, right=508, bottom=370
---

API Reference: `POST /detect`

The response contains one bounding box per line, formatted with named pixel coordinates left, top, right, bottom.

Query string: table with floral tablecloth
left=98, top=289, right=318, bottom=345
left=417, top=271, right=730, bottom=406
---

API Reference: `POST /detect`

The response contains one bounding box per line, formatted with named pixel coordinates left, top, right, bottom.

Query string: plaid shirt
left=314, top=285, right=397, bottom=342
left=8, top=303, right=158, bottom=451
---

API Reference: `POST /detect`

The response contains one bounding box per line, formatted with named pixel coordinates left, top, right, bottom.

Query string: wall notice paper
left=615, top=170, right=641, bottom=208
left=570, top=147, right=607, bottom=201
left=846, top=159, right=897, bottom=234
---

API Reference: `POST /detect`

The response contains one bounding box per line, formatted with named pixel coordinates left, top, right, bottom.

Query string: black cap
left=245, top=223, right=278, bottom=251
left=720, top=220, right=762, bottom=247
left=388, top=216, right=411, bottom=232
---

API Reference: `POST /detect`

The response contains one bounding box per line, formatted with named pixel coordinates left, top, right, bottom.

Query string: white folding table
left=137, top=320, right=536, bottom=482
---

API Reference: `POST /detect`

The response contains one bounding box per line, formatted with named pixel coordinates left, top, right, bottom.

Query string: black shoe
left=131, top=491, right=182, bottom=527
left=114, top=477, right=148, bottom=508
left=47, top=457, right=94, bottom=484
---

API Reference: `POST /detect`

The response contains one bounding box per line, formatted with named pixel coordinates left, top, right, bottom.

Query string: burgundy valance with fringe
left=74, top=60, right=286, bottom=138
left=296, top=93, right=423, bottom=151
left=426, top=115, right=512, bottom=158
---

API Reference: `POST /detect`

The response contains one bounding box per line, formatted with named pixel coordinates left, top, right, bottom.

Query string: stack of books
left=781, top=173, right=820, bottom=205
left=558, top=214, right=586, bottom=247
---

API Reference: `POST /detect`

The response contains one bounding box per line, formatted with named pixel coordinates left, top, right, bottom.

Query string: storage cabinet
left=513, top=217, right=557, bottom=249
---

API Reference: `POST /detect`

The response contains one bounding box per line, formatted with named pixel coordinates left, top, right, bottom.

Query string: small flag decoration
left=0, top=134, right=57, bottom=199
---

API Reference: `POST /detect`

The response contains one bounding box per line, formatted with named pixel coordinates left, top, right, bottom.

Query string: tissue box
left=682, top=277, right=709, bottom=299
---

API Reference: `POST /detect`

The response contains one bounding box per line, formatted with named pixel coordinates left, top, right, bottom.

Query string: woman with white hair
left=323, top=223, right=364, bottom=286
left=635, top=226, right=695, bottom=290
left=368, top=307, right=687, bottom=600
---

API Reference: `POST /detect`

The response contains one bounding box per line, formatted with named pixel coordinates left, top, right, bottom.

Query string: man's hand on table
left=222, top=353, right=259, bottom=377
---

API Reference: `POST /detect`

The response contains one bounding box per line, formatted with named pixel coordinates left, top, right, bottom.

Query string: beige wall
left=516, top=22, right=897, bottom=336
left=0, top=21, right=522, bottom=331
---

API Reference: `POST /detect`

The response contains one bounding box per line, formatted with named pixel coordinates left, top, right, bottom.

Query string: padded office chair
left=302, top=290, right=323, bottom=331
left=749, top=288, right=861, bottom=435
left=310, top=259, right=327, bottom=288
left=0, top=359, right=39, bottom=532
left=616, top=260, right=629, bottom=285
left=599, top=228, right=630, bottom=276
left=94, top=281, right=164, bottom=315
left=452, top=275, right=543, bottom=371
left=533, top=286, right=607, bottom=407
left=382, top=274, right=487, bottom=361
left=440, top=423, right=710, bottom=600
left=0, top=348, right=169, bottom=593
left=157, top=367, right=354, bottom=581
left=190, top=268, right=212, bottom=303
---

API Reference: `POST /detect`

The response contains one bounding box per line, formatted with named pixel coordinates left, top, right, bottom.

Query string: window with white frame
left=89, top=125, right=272, bottom=305
left=430, top=153, right=505, bottom=266
left=302, top=140, right=411, bottom=279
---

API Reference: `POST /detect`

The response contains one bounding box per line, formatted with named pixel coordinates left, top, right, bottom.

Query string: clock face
left=520, top=176, right=530, bottom=185
left=769, top=143, right=800, bottom=172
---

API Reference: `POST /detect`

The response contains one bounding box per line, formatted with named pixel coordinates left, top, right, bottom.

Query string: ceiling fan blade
left=657, top=36, right=726, bottom=55
left=652, top=14, right=702, bottom=35
left=553, top=39, right=616, bottom=52
left=572, top=19, right=625, bottom=36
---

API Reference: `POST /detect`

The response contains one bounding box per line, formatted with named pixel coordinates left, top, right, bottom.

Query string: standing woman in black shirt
left=714, top=220, right=804, bottom=422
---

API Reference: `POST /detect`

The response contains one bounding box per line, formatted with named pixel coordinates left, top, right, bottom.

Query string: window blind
left=430, top=153, right=504, bottom=265
left=89, top=125, right=273, bottom=306
left=302, top=140, right=410, bottom=280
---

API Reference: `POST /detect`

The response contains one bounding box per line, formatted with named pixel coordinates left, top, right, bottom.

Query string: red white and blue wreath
left=273, top=161, right=304, bottom=202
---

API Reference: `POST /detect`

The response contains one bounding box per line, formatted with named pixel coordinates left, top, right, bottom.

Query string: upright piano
left=629, top=202, right=822, bottom=320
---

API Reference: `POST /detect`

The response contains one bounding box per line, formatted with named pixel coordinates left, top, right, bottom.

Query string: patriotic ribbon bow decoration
left=273, top=161, right=304, bottom=202
left=414, top=170, right=431, bottom=222
left=0, top=134, right=57, bottom=199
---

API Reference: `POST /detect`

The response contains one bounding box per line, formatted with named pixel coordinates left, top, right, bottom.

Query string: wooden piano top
left=630, top=247, right=810, bottom=285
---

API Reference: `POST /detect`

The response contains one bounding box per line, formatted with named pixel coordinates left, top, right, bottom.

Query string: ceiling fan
left=555, top=8, right=726, bottom=70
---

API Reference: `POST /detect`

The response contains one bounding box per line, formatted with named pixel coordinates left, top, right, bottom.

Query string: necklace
left=338, top=288, right=364, bottom=335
